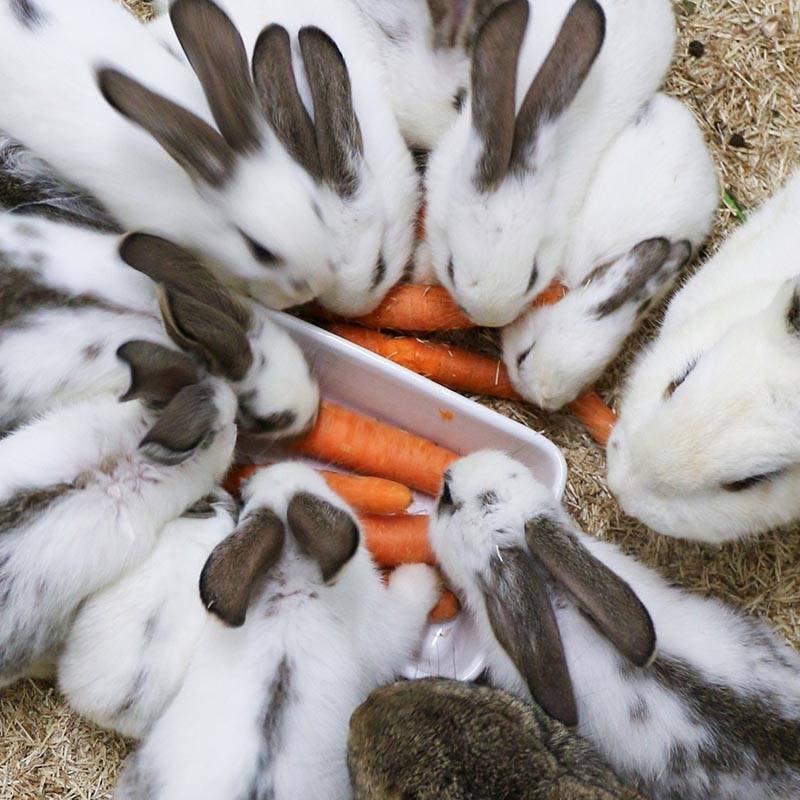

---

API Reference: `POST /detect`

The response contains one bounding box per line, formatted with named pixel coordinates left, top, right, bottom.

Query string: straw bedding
left=1, top=1, right=798, bottom=797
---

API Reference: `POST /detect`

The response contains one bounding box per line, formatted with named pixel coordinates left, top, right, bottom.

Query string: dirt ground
left=1, top=1, right=798, bottom=797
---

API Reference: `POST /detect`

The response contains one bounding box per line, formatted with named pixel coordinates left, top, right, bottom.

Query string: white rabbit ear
left=589, top=238, right=692, bottom=319
left=480, top=547, right=578, bottom=727
left=170, top=0, right=261, bottom=153
left=157, top=286, right=253, bottom=382
left=252, top=25, right=322, bottom=181
left=118, top=232, right=253, bottom=330
left=524, top=514, right=656, bottom=666
left=509, top=0, right=605, bottom=174
left=98, top=67, right=236, bottom=188
left=286, top=492, right=360, bottom=583
left=299, top=26, right=364, bottom=198
left=470, top=0, right=529, bottom=191
left=140, top=383, right=221, bottom=466
left=117, top=340, right=202, bottom=406
left=199, top=508, right=285, bottom=626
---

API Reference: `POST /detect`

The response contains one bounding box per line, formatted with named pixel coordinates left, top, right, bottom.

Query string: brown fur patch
left=0, top=483, right=72, bottom=534
left=117, top=340, right=201, bottom=407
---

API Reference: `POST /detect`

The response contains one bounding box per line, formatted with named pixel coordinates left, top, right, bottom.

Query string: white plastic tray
left=268, top=311, right=567, bottom=680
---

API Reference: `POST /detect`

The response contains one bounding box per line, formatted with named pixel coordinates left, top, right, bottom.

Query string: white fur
left=58, top=490, right=237, bottom=739
left=503, top=94, right=719, bottom=409
left=425, top=0, right=676, bottom=326
left=117, top=463, right=438, bottom=800
left=0, top=213, right=319, bottom=436
left=607, top=170, right=800, bottom=541
left=0, top=0, right=334, bottom=308
left=430, top=451, right=800, bottom=800
left=0, top=385, right=237, bottom=689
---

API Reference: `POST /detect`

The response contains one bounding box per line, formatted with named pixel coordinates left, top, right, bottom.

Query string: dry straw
left=1, top=1, right=799, bottom=797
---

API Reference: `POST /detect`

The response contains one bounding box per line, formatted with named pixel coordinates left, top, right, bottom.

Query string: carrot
left=429, top=588, right=460, bottom=622
left=567, top=392, right=617, bottom=446
left=329, top=324, right=519, bottom=400
left=359, top=514, right=434, bottom=567
left=292, top=402, right=457, bottom=495
left=223, top=463, right=413, bottom=514
left=352, top=284, right=474, bottom=332
left=319, top=471, right=413, bottom=515
left=533, top=280, right=569, bottom=307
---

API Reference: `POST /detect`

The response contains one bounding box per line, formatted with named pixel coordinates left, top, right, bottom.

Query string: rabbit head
left=424, top=0, right=605, bottom=327
left=118, top=232, right=319, bottom=438
left=608, top=275, right=800, bottom=542
left=97, top=0, right=334, bottom=308
left=429, top=450, right=655, bottom=727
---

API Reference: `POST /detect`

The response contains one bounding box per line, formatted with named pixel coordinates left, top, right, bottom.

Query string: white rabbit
left=0, top=0, right=334, bottom=309
left=0, top=381, right=237, bottom=689
left=503, top=93, right=719, bottom=410
left=0, top=213, right=318, bottom=437
left=608, top=170, right=800, bottom=542
left=116, top=463, right=438, bottom=800
left=58, top=490, right=238, bottom=740
left=430, top=450, right=800, bottom=800
left=424, top=0, right=676, bottom=326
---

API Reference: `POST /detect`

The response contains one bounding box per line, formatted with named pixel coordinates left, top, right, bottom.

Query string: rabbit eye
left=664, top=358, right=698, bottom=399
left=446, top=258, right=455, bottom=285
left=526, top=261, right=539, bottom=294
left=240, top=232, right=280, bottom=268
left=722, top=469, right=784, bottom=492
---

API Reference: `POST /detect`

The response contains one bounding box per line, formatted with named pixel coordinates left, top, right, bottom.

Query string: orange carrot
left=353, top=285, right=474, bottom=332
left=292, top=402, right=458, bottom=495
left=359, top=514, right=434, bottom=566
left=429, top=588, right=460, bottom=622
left=319, top=471, right=413, bottom=515
left=533, top=280, right=569, bottom=307
left=329, top=324, right=520, bottom=400
left=567, top=392, right=617, bottom=446
left=223, top=463, right=413, bottom=514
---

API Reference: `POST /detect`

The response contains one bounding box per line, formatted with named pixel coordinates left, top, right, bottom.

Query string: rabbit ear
left=524, top=514, right=656, bottom=666
left=509, top=0, right=605, bottom=174
left=118, top=233, right=253, bottom=331
left=98, top=67, right=235, bottom=187
left=117, top=340, right=201, bottom=406
left=170, top=0, right=261, bottom=153
left=589, top=238, right=692, bottom=319
left=299, top=26, right=364, bottom=198
left=252, top=25, right=322, bottom=181
left=200, top=508, right=285, bottom=626
left=286, top=492, right=360, bottom=582
left=157, top=286, right=253, bottom=382
left=427, top=0, right=470, bottom=48
left=470, top=0, right=529, bottom=191
left=481, top=547, right=577, bottom=726
left=785, top=278, right=800, bottom=334
left=139, top=383, right=220, bottom=466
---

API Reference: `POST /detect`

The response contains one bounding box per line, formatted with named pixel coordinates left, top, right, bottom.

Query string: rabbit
left=607, top=170, right=800, bottom=541
left=0, top=379, right=237, bottom=689
left=115, top=462, right=439, bottom=800
left=423, top=0, right=677, bottom=327
left=0, top=0, right=335, bottom=310
left=428, top=450, right=800, bottom=800
left=57, top=489, right=238, bottom=739
left=502, top=93, right=719, bottom=410
left=0, top=213, right=319, bottom=437
left=349, top=677, right=648, bottom=800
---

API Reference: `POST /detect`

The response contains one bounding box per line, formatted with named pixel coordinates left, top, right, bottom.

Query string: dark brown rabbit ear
left=591, top=238, right=692, bottom=319
left=481, top=547, right=577, bottom=726
left=525, top=515, right=656, bottom=666
left=157, top=286, right=254, bottom=382
left=427, top=0, right=470, bottom=48
left=287, top=492, right=360, bottom=582
left=117, top=339, right=202, bottom=406
left=118, top=233, right=253, bottom=330
left=200, top=508, right=285, bottom=626
left=98, top=67, right=235, bottom=187
left=170, top=0, right=261, bottom=153
left=510, top=0, right=605, bottom=173
left=458, top=0, right=508, bottom=51
left=299, top=26, right=364, bottom=198
left=470, top=0, right=529, bottom=191
left=252, top=25, right=322, bottom=181
left=139, top=383, right=219, bottom=466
